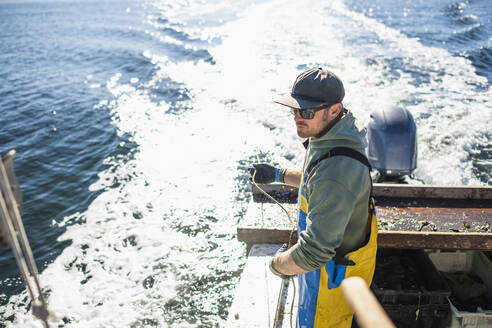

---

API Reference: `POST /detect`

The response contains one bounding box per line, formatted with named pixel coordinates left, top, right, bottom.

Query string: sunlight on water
left=2, top=0, right=491, bottom=326
left=331, top=1, right=491, bottom=185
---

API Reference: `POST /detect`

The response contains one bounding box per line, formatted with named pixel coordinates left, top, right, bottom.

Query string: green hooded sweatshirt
left=290, top=110, right=372, bottom=271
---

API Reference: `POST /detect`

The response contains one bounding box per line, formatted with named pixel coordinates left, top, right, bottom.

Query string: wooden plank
left=378, top=231, right=492, bottom=250
left=252, top=183, right=492, bottom=201
left=227, top=244, right=298, bottom=327
left=237, top=227, right=492, bottom=250
left=373, top=184, right=492, bottom=199
left=238, top=227, right=292, bottom=245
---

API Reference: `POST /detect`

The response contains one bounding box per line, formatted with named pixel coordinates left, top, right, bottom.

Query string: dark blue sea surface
left=1, top=0, right=141, bottom=288
left=346, top=0, right=492, bottom=82
left=0, top=0, right=491, bottom=326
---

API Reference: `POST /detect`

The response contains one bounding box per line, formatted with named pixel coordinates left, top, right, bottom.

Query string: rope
left=251, top=171, right=296, bottom=248
left=289, top=276, right=296, bottom=328
left=0, top=150, right=53, bottom=328
left=251, top=170, right=297, bottom=328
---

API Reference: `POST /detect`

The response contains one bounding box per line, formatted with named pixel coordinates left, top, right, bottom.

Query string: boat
left=227, top=106, right=491, bottom=327
left=229, top=182, right=491, bottom=327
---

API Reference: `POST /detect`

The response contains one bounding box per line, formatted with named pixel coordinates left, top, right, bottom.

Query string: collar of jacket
left=313, top=108, right=346, bottom=139
left=302, top=108, right=349, bottom=149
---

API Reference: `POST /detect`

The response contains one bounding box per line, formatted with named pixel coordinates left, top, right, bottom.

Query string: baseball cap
left=275, top=67, right=345, bottom=109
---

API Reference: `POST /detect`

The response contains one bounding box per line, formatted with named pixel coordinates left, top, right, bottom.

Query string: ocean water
left=0, top=0, right=490, bottom=326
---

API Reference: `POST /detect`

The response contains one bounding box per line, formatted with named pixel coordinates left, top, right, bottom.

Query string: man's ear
left=328, top=103, right=342, bottom=119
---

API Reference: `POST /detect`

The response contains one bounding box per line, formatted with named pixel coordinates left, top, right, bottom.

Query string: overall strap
left=305, top=147, right=372, bottom=178
left=303, top=146, right=374, bottom=204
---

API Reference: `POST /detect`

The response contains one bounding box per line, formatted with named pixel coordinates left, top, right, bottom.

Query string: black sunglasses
left=289, top=104, right=330, bottom=119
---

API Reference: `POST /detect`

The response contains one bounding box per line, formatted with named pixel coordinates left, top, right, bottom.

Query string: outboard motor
left=367, top=106, right=417, bottom=181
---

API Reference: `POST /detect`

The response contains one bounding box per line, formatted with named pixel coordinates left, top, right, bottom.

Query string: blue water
left=1, top=0, right=139, bottom=291
left=0, top=0, right=491, bottom=326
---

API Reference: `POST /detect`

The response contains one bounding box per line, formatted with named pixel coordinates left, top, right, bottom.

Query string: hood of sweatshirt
left=309, top=110, right=367, bottom=153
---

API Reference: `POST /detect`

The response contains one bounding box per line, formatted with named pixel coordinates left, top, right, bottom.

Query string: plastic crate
left=427, top=250, right=492, bottom=328
left=371, top=248, right=451, bottom=328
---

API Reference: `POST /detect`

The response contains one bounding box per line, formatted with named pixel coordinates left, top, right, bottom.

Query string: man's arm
left=282, top=168, right=302, bottom=187
left=270, top=176, right=354, bottom=276
left=270, top=246, right=308, bottom=276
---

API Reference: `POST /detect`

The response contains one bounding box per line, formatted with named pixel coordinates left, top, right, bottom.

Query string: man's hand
left=274, top=243, right=289, bottom=257
left=269, top=244, right=294, bottom=279
left=249, top=164, right=283, bottom=184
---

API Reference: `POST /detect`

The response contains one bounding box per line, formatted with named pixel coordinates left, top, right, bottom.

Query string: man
left=250, top=68, right=378, bottom=327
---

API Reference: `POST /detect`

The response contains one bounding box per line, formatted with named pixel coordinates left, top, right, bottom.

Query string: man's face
left=293, top=104, right=338, bottom=138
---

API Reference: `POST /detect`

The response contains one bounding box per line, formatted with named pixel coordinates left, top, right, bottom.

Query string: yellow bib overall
left=296, top=172, right=378, bottom=328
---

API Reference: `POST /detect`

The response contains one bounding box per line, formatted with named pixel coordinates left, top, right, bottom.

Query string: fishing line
left=251, top=171, right=296, bottom=248
left=251, top=170, right=297, bottom=328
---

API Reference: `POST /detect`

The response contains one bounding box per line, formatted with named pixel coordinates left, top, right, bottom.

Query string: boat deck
left=227, top=244, right=297, bottom=328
